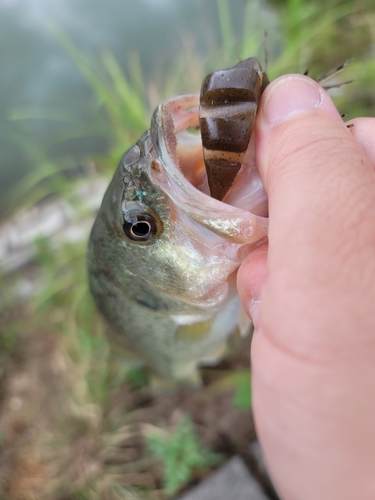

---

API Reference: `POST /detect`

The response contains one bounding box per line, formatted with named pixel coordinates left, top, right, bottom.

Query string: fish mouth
left=149, top=94, right=268, bottom=245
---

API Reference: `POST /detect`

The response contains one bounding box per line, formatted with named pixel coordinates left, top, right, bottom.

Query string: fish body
left=88, top=89, right=268, bottom=382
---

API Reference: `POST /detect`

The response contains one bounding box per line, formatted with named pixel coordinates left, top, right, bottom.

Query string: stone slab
left=249, top=441, right=279, bottom=499
left=177, top=456, right=271, bottom=500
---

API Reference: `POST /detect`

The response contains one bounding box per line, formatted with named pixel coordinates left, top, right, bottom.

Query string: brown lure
left=199, top=57, right=352, bottom=201
left=199, top=57, right=269, bottom=200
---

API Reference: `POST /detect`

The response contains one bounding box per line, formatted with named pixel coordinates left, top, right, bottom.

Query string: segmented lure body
left=199, top=57, right=269, bottom=200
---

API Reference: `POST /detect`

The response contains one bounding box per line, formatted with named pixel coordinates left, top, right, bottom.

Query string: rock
left=249, top=441, right=279, bottom=499
left=177, top=456, right=271, bottom=500
left=0, top=177, right=107, bottom=275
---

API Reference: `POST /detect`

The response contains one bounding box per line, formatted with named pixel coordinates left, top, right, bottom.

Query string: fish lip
left=149, top=94, right=268, bottom=245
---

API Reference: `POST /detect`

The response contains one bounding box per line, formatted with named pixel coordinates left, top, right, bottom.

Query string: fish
left=87, top=58, right=270, bottom=385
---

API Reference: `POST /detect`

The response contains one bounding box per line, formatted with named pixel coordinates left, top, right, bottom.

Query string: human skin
left=237, top=74, right=375, bottom=500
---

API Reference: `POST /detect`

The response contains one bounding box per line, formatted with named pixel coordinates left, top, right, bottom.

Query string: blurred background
left=0, top=0, right=374, bottom=498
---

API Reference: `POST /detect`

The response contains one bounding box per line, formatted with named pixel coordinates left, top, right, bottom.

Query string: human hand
left=237, top=74, right=375, bottom=500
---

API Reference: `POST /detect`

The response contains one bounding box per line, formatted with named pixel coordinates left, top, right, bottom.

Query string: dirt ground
left=0, top=300, right=276, bottom=500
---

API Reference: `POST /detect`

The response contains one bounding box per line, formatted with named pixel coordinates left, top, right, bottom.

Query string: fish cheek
left=115, top=237, right=176, bottom=310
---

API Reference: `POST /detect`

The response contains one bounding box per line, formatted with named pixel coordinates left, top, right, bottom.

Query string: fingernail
left=262, top=75, right=323, bottom=128
left=249, top=299, right=261, bottom=331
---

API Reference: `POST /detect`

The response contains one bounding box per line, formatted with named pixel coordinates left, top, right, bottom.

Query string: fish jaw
left=150, top=94, right=269, bottom=245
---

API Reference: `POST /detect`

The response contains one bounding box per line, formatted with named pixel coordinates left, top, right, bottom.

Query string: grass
left=1, top=0, right=375, bottom=498
left=145, top=414, right=222, bottom=497
left=6, top=0, right=374, bottom=212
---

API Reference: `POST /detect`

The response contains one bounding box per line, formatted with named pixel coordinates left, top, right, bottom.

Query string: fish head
left=88, top=94, right=268, bottom=317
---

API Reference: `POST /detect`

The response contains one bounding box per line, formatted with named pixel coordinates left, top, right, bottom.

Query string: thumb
left=237, top=75, right=375, bottom=500
left=238, top=74, right=375, bottom=358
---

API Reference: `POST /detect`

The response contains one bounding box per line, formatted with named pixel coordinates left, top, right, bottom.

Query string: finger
left=237, top=243, right=267, bottom=327
left=248, top=74, right=375, bottom=500
left=254, top=74, right=375, bottom=359
left=347, top=117, right=375, bottom=168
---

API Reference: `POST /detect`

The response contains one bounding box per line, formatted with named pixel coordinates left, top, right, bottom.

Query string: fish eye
left=123, top=213, right=159, bottom=242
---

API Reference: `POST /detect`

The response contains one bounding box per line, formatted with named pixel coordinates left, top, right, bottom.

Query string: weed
left=0, top=327, right=18, bottom=354
left=145, top=414, right=222, bottom=497
left=232, top=371, right=252, bottom=410
left=125, top=366, right=150, bottom=391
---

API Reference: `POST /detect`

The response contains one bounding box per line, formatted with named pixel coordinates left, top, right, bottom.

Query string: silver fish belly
left=87, top=93, right=268, bottom=381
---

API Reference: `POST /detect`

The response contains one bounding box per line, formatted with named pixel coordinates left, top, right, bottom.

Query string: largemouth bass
left=88, top=58, right=270, bottom=383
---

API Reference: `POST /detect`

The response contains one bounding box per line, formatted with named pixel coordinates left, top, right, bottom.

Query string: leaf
left=145, top=414, right=222, bottom=496
left=233, top=371, right=251, bottom=409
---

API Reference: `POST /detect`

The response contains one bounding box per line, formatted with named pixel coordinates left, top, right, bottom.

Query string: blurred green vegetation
left=232, top=370, right=252, bottom=409
left=146, top=414, right=222, bottom=497
left=6, top=0, right=375, bottom=213
left=1, top=0, right=375, bottom=497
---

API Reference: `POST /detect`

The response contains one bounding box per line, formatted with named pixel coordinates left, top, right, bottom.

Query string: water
left=0, top=0, right=278, bottom=217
